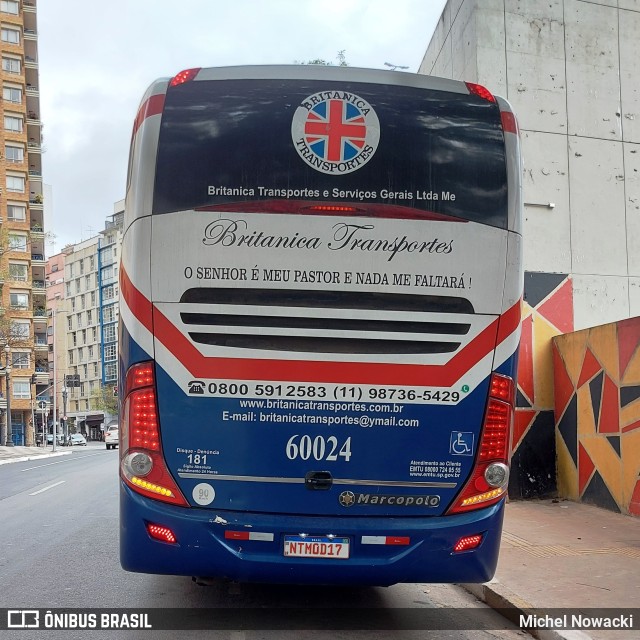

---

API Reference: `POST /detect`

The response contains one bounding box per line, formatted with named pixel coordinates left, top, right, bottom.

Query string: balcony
left=24, top=28, right=38, bottom=41
left=23, top=2, right=37, bottom=14
left=30, top=225, right=45, bottom=240
left=31, top=253, right=45, bottom=266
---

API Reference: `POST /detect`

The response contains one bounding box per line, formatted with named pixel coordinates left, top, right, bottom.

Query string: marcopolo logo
left=338, top=491, right=440, bottom=508
left=291, top=90, right=380, bottom=175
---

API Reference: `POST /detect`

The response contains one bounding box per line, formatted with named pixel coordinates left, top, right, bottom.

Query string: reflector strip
left=224, top=531, right=274, bottom=542
left=361, top=536, right=410, bottom=546
left=501, top=111, right=518, bottom=134
left=453, top=534, right=483, bottom=552
left=146, top=523, right=177, bottom=544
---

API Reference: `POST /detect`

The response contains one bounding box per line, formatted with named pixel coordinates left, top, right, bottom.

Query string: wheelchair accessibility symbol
left=450, top=431, right=474, bottom=456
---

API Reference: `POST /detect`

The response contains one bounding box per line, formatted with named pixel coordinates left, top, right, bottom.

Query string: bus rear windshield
left=154, top=78, right=508, bottom=227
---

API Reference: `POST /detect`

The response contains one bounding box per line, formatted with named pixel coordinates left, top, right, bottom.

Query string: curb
left=0, top=450, right=73, bottom=466
left=460, top=581, right=593, bottom=640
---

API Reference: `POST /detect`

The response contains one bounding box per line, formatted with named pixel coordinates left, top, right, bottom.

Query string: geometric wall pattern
left=552, top=316, right=640, bottom=516
left=509, top=272, right=574, bottom=499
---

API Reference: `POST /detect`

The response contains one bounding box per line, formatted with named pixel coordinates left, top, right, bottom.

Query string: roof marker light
left=465, top=82, right=496, bottom=103
left=170, top=68, right=201, bottom=87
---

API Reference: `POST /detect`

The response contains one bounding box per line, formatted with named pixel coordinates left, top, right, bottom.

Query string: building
left=420, top=0, right=640, bottom=497
left=98, top=201, right=123, bottom=397
left=44, top=250, right=66, bottom=442
left=62, top=236, right=103, bottom=439
left=0, top=0, right=43, bottom=446
left=52, top=203, right=123, bottom=440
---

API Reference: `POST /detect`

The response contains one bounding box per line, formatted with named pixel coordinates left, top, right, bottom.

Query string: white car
left=105, top=425, right=119, bottom=450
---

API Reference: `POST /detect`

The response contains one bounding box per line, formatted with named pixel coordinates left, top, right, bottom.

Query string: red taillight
left=146, top=523, right=177, bottom=544
left=169, top=67, right=201, bottom=87
left=121, top=362, right=188, bottom=507
left=446, top=373, right=514, bottom=514
left=465, top=82, right=496, bottom=103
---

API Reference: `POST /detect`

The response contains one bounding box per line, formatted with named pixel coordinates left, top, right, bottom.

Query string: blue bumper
left=120, top=483, right=504, bottom=586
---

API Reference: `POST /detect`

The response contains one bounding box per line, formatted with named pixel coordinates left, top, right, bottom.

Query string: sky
left=37, top=0, right=447, bottom=253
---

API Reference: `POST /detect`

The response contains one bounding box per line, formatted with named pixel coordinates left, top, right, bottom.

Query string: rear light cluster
left=120, top=362, right=188, bottom=506
left=447, top=373, right=514, bottom=514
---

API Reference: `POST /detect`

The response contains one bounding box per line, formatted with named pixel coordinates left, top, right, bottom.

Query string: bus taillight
left=169, top=68, right=201, bottom=87
left=446, top=373, right=514, bottom=514
left=121, top=362, right=188, bottom=507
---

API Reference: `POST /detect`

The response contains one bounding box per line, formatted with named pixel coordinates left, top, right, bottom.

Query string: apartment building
left=0, top=0, right=43, bottom=446
left=53, top=205, right=123, bottom=440
left=62, top=236, right=103, bottom=439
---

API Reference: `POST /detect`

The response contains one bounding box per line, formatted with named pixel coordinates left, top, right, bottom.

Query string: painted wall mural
left=552, top=316, right=640, bottom=516
left=509, top=272, right=573, bottom=499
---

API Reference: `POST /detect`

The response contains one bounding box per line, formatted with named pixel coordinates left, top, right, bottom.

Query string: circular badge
left=291, top=90, right=380, bottom=175
left=192, top=483, right=215, bottom=505
left=339, top=490, right=356, bottom=507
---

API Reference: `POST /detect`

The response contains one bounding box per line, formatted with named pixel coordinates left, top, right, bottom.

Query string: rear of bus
left=119, top=65, right=522, bottom=585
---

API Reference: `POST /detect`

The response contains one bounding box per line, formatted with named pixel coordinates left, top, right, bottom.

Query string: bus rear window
left=153, top=78, right=508, bottom=228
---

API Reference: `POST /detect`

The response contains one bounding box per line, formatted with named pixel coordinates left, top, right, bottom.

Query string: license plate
left=283, top=535, right=350, bottom=559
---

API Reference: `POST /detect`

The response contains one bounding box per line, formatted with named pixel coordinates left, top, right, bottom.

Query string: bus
left=119, top=65, right=522, bottom=586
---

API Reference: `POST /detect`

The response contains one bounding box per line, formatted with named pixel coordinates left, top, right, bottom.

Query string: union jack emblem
left=304, top=99, right=367, bottom=163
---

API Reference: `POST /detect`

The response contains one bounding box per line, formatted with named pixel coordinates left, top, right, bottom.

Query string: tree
left=296, top=50, right=349, bottom=66
left=90, top=383, right=118, bottom=418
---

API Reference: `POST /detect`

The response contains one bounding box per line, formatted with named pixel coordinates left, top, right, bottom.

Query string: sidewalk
left=0, top=443, right=72, bottom=465
left=463, top=498, right=640, bottom=640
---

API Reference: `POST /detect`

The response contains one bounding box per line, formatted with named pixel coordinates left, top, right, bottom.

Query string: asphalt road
left=0, top=442, right=526, bottom=640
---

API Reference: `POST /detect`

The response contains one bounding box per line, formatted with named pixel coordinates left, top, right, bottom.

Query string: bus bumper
left=120, top=483, right=505, bottom=586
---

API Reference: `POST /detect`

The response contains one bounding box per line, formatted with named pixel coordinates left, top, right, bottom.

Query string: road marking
left=20, top=452, right=107, bottom=472
left=29, top=480, right=66, bottom=496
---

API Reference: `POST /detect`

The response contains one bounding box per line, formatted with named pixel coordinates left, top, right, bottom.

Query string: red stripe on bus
left=496, top=298, right=522, bottom=343
left=132, top=94, right=165, bottom=138
left=150, top=305, right=502, bottom=387
left=120, top=268, right=154, bottom=333
left=121, top=271, right=521, bottom=386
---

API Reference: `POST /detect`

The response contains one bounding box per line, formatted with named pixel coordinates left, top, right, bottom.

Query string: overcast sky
left=37, top=0, right=447, bottom=253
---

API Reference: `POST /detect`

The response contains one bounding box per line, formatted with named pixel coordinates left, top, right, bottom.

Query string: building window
left=9, top=291, right=28, bottom=309
left=12, top=352, right=29, bottom=368
left=5, top=144, right=24, bottom=163
left=8, top=233, right=27, bottom=251
left=85, top=274, right=91, bottom=289
left=65, top=282, right=71, bottom=297
left=1, top=2, right=20, bottom=15
left=6, top=174, right=25, bottom=192
left=7, top=203, right=26, bottom=221
left=67, top=316, right=73, bottom=331
left=3, top=85, right=21, bottom=102
left=104, top=344, right=117, bottom=362
left=4, top=114, right=23, bottom=132
left=90, top=291, right=96, bottom=306
left=1, top=27, right=20, bottom=44
left=2, top=56, right=20, bottom=73
left=87, top=310, right=92, bottom=325
left=13, top=379, right=31, bottom=399
left=9, top=262, right=28, bottom=281
left=11, top=320, right=30, bottom=339
left=103, top=324, right=117, bottom=342
left=103, top=285, right=115, bottom=300
left=105, top=363, right=117, bottom=381
left=89, top=256, right=95, bottom=271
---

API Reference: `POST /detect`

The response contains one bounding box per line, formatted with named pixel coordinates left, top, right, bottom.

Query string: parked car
left=46, top=434, right=64, bottom=445
left=105, top=425, right=119, bottom=450
left=70, top=433, right=87, bottom=446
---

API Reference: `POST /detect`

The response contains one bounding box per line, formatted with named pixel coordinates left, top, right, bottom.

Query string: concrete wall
left=553, top=317, right=640, bottom=516
left=420, top=0, right=640, bottom=498
left=420, top=0, right=640, bottom=325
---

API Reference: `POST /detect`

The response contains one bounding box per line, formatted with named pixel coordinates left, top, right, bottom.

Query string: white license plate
left=283, top=535, right=350, bottom=559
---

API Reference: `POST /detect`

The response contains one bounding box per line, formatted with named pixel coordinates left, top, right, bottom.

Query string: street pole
left=4, top=344, right=13, bottom=447
left=52, top=312, right=57, bottom=453
left=62, top=387, right=68, bottom=444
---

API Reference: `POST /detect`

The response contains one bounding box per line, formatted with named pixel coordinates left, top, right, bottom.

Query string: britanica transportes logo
left=291, top=90, right=380, bottom=175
